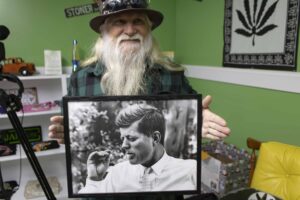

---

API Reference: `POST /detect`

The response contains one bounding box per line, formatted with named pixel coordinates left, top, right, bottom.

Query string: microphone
left=0, top=25, right=10, bottom=61
left=0, top=25, right=10, bottom=40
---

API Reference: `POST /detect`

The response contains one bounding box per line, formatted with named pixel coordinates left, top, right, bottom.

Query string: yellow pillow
left=251, top=142, right=300, bottom=200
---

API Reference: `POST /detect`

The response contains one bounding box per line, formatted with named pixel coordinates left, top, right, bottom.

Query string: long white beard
left=100, top=33, right=153, bottom=95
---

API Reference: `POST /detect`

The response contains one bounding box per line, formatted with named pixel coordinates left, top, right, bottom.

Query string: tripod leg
left=7, top=111, right=56, bottom=200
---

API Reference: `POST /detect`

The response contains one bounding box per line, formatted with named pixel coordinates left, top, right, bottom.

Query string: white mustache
left=117, top=34, right=143, bottom=45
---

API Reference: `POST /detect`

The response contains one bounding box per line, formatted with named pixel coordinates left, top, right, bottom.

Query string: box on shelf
left=0, top=126, right=42, bottom=145
left=24, top=176, right=62, bottom=199
left=201, top=140, right=251, bottom=197
left=0, top=144, right=16, bottom=157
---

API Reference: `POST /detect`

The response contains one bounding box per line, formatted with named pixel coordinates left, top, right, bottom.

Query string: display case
left=0, top=70, right=71, bottom=199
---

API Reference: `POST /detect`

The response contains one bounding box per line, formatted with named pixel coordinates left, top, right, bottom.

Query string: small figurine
left=0, top=57, right=36, bottom=76
left=0, top=25, right=36, bottom=76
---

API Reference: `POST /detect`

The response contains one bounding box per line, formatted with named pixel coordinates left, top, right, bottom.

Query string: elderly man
left=49, top=0, right=230, bottom=199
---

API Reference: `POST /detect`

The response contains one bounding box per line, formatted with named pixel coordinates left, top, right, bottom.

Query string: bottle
left=72, top=39, right=80, bottom=72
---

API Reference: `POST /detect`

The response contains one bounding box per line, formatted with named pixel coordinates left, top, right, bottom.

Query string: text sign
left=64, top=3, right=99, bottom=18
left=0, top=126, right=42, bottom=145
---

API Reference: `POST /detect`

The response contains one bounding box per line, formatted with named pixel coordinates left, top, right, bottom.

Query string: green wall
left=176, top=0, right=300, bottom=148
left=1, top=0, right=299, bottom=149
left=0, top=0, right=175, bottom=66
left=175, top=0, right=224, bottom=66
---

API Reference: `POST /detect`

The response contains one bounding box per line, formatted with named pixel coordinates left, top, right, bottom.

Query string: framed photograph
left=63, top=94, right=202, bottom=198
left=5, top=87, right=38, bottom=105
left=223, top=0, right=300, bottom=71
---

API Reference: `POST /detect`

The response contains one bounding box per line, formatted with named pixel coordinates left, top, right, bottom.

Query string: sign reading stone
left=64, top=3, right=99, bottom=18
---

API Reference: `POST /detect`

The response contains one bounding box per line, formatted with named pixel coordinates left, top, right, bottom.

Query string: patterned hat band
left=90, top=0, right=163, bottom=33
left=100, top=0, right=149, bottom=15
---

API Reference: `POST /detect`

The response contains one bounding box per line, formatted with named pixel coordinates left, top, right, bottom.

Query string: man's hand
left=202, top=95, right=231, bottom=140
left=87, top=151, right=111, bottom=181
left=48, top=115, right=65, bottom=144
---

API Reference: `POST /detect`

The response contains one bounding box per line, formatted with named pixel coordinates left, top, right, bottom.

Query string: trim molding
left=184, top=65, right=300, bottom=94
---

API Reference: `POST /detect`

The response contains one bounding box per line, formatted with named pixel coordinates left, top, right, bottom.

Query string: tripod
left=0, top=74, right=56, bottom=200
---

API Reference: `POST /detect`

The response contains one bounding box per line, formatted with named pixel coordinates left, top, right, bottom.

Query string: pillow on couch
left=251, top=141, right=300, bottom=200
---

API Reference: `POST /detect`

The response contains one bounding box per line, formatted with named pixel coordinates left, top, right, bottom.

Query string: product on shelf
left=31, top=140, right=59, bottom=152
left=0, top=126, right=42, bottom=145
left=4, top=87, right=38, bottom=105
left=22, top=101, right=57, bottom=113
left=0, top=144, right=16, bottom=157
left=0, top=57, right=36, bottom=76
left=24, top=176, right=62, bottom=199
left=72, top=39, right=80, bottom=72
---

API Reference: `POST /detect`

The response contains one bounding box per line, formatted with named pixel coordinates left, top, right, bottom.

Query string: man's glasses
left=100, top=0, right=150, bottom=14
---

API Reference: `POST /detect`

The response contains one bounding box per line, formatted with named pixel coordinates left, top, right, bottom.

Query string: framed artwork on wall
left=223, top=0, right=300, bottom=71
left=63, top=94, right=201, bottom=198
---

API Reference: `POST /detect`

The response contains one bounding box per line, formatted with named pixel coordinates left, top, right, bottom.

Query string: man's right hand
left=87, top=151, right=111, bottom=181
left=48, top=115, right=65, bottom=144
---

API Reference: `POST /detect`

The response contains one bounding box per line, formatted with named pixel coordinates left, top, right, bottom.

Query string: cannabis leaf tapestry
left=223, top=0, right=300, bottom=71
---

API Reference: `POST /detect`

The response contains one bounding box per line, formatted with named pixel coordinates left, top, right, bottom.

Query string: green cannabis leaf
left=235, top=0, right=279, bottom=46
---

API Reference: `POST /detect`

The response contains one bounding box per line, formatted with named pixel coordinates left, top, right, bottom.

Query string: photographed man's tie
left=140, top=167, right=154, bottom=191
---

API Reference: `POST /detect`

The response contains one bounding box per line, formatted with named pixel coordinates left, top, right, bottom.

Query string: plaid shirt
left=68, top=61, right=196, bottom=96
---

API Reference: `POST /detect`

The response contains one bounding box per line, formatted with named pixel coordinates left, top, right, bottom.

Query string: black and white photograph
left=223, top=0, right=300, bottom=70
left=63, top=94, right=201, bottom=198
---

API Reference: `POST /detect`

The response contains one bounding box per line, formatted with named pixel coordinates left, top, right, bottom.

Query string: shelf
left=0, top=68, right=71, bottom=200
left=0, top=107, right=61, bottom=119
left=0, top=145, right=66, bottom=162
left=18, top=73, right=70, bottom=81
left=1, top=72, right=70, bottom=81
left=8, top=156, right=72, bottom=200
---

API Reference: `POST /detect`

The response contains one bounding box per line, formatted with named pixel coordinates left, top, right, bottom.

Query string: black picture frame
left=63, top=94, right=202, bottom=198
left=223, top=0, right=300, bottom=71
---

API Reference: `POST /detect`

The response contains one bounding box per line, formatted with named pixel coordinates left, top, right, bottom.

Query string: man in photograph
left=79, top=103, right=197, bottom=193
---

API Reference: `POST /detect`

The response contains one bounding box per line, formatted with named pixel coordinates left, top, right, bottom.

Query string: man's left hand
left=202, top=95, right=231, bottom=140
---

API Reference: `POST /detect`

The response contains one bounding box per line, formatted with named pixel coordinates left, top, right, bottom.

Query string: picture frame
left=5, top=87, right=38, bottom=105
left=63, top=94, right=202, bottom=198
left=223, top=0, right=300, bottom=71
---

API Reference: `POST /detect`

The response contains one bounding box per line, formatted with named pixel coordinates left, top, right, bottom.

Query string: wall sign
left=64, top=3, right=99, bottom=18
left=223, top=0, right=300, bottom=71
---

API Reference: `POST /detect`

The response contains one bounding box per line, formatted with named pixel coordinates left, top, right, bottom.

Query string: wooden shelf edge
left=0, top=145, right=65, bottom=162
left=0, top=108, right=61, bottom=119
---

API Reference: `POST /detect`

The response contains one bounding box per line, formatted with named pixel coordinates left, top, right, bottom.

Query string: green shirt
left=68, top=62, right=196, bottom=96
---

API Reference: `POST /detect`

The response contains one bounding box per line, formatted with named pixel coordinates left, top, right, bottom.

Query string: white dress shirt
left=79, top=151, right=197, bottom=194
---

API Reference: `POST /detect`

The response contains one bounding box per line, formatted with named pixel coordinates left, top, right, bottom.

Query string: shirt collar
left=140, top=151, right=169, bottom=176
left=86, top=61, right=105, bottom=77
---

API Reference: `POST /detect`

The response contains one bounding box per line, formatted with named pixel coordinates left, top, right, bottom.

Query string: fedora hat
left=90, top=0, right=164, bottom=33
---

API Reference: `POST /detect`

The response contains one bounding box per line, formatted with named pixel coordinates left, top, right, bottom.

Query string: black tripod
left=0, top=74, right=56, bottom=200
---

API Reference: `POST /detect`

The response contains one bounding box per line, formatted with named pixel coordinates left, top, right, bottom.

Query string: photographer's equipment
left=0, top=26, right=10, bottom=40
left=0, top=43, right=4, bottom=61
left=0, top=180, right=19, bottom=199
left=0, top=74, right=56, bottom=200
left=0, top=25, right=10, bottom=61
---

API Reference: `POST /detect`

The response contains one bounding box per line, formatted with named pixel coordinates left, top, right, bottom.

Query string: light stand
left=0, top=77, right=56, bottom=200
left=0, top=162, right=11, bottom=200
